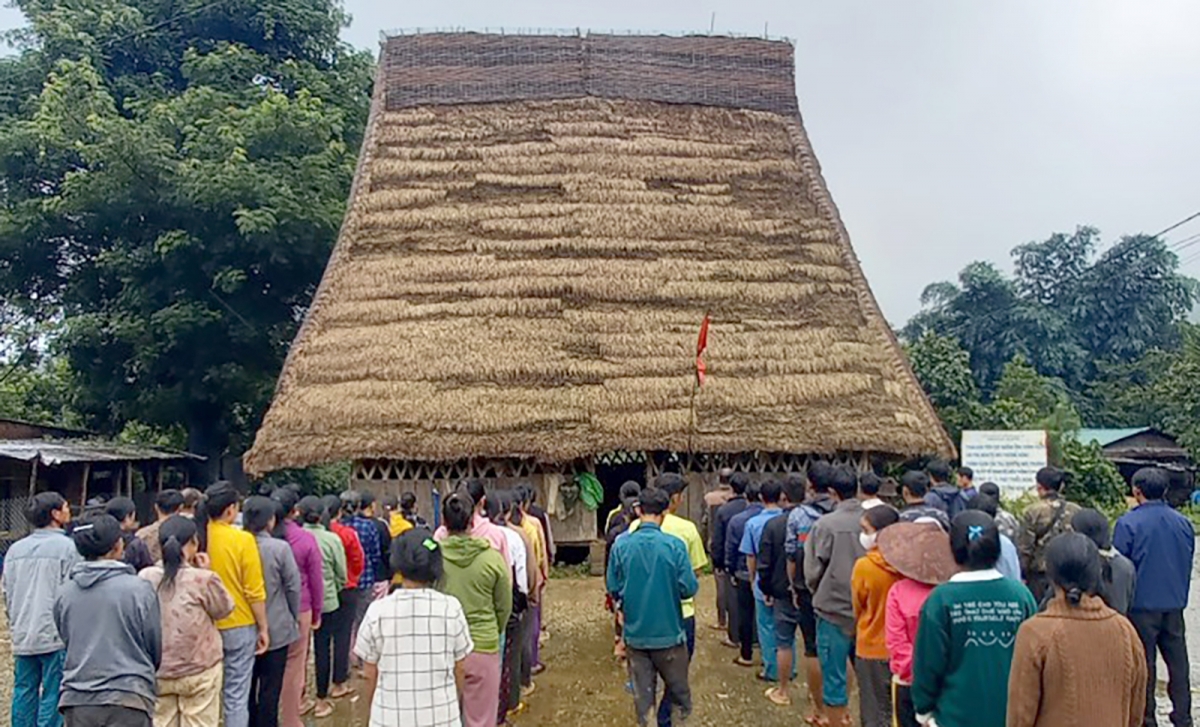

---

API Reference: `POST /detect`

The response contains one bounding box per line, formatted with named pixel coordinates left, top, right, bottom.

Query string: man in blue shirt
left=724, top=482, right=763, bottom=666
left=740, top=479, right=786, bottom=681
left=607, top=487, right=699, bottom=727
left=1114, top=467, right=1195, bottom=727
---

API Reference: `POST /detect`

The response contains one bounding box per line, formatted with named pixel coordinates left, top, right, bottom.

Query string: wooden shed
left=244, top=32, right=953, bottom=543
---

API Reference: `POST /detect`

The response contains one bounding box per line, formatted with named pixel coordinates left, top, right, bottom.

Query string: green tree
left=905, top=331, right=980, bottom=442
left=0, top=0, right=373, bottom=478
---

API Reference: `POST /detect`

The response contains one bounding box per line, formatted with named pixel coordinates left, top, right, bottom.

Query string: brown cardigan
left=1007, top=594, right=1147, bottom=727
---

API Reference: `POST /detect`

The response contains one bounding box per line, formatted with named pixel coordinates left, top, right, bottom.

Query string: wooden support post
left=156, top=465, right=164, bottom=492
left=126, top=462, right=134, bottom=497
left=28, top=458, right=39, bottom=496
left=80, top=462, right=91, bottom=508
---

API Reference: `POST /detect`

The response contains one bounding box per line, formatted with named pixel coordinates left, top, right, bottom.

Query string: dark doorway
left=595, top=460, right=646, bottom=536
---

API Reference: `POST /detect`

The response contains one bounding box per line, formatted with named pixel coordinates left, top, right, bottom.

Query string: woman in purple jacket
left=271, top=487, right=325, bottom=727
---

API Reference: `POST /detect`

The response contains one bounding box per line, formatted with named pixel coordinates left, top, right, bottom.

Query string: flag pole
left=688, top=311, right=710, bottom=464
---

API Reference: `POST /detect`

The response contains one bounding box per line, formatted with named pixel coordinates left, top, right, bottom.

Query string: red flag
left=695, top=313, right=710, bottom=387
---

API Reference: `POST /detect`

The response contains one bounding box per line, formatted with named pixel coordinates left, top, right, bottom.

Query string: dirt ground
left=1, top=573, right=1194, bottom=726
left=319, top=574, right=827, bottom=726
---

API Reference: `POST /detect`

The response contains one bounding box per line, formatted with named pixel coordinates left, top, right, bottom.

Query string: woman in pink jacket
left=879, top=521, right=958, bottom=727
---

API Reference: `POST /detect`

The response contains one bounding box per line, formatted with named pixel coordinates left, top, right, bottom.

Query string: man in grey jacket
left=2, top=492, right=79, bottom=727
left=54, top=514, right=161, bottom=727
left=803, top=465, right=864, bottom=727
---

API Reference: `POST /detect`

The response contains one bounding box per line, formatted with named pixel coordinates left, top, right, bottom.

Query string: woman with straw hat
left=880, top=520, right=959, bottom=727
left=910, top=513, right=1037, bottom=727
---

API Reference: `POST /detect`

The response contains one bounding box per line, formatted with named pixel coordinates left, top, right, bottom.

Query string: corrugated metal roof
left=1074, top=428, right=1153, bottom=448
left=0, top=439, right=203, bottom=465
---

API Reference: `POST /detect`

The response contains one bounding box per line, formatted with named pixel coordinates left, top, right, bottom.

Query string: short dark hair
left=829, top=466, right=858, bottom=500
left=1046, top=532, right=1101, bottom=605
left=950, top=511, right=1001, bottom=570
left=859, top=472, right=882, bottom=497
left=744, top=481, right=762, bottom=503
left=296, top=496, right=325, bottom=525
left=1036, top=467, right=1066, bottom=492
left=443, top=493, right=474, bottom=533
left=968, top=494, right=999, bottom=519
left=71, top=513, right=123, bottom=560
left=863, top=505, right=900, bottom=532
left=1132, top=467, right=1169, bottom=500
left=807, top=461, right=834, bottom=493
left=458, top=479, right=487, bottom=508
left=272, top=487, right=300, bottom=519
left=927, top=459, right=952, bottom=483
left=358, top=491, right=376, bottom=512
left=382, top=494, right=399, bottom=511
left=782, top=473, right=807, bottom=504
left=105, top=497, right=137, bottom=523
left=760, top=479, right=783, bottom=504
left=155, top=489, right=185, bottom=516
left=901, top=470, right=930, bottom=498
left=1071, top=508, right=1112, bottom=551
left=978, top=481, right=1001, bottom=501
left=25, top=492, right=67, bottom=528
left=653, top=473, right=688, bottom=497
left=729, top=472, right=750, bottom=496
left=181, top=487, right=203, bottom=510
left=204, top=482, right=241, bottom=519
left=956, top=466, right=974, bottom=481
left=638, top=487, right=670, bottom=516
left=391, top=528, right=443, bottom=584
left=401, top=492, right=417, bottom=510
left=242, top=496, right=276, bottom=535
left=619, top=481, right=641, bottom=504
left=340, top=490, right=361, bottom=512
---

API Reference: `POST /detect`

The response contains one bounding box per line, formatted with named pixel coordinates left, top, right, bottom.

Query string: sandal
left=765, top=687, right=792, bottom=706
left=804, top=716, right=830, bottom=727
left=732, top=656, right=755, bottom=667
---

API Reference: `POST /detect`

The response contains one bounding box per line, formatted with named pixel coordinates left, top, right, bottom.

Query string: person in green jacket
left=438, top=492, right=512, bottom=727
left=296, top=496, right=347, bottom=719
left=912, top=511, right=1036, bottom=727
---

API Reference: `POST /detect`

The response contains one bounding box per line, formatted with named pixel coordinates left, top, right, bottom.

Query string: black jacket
left=756, top=506, right=795, bottom=601
left=711, top=496, right=748, bottom=572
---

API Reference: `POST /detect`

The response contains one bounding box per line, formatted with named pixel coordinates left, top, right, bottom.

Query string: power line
left=1154, top=210, right=1200, bottom=238
left=102, top=0, right=231, bottom=48
left=919, top=209, right=1200, bottom=340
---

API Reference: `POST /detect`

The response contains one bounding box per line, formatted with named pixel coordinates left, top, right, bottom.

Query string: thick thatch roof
left=244, top=33, right=953, bottom=475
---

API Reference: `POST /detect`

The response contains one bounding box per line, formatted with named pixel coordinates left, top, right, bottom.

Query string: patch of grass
left=549, top=563, right=592, bottom=579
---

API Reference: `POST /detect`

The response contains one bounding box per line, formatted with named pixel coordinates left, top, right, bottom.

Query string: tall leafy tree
left=0, top=0, right=373, bottom=478
left=903, top=226, right=1196, bottom=395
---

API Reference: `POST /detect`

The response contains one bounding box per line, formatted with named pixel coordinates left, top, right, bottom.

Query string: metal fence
left=0, top=496, right=31, bottom=558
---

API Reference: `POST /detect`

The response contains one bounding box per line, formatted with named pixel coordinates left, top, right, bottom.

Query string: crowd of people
left=1, top=479, right=554, bottom=727
left=605, top=462, right=1196, bottom=727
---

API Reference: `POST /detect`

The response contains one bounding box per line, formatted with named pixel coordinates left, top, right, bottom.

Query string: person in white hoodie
left=54, top=514, right=162, bottom=727
left=2, top=492, right=80, bottom=727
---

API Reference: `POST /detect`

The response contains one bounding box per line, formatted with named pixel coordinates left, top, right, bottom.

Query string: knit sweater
left=850, top=549, right=902, bottom=660
left=912, top=570, right=1037, bottom=727
left=1006, top=594, right=1146, bottom=727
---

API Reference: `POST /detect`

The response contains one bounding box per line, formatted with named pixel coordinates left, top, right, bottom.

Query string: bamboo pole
left=126, top=462, right=133, bottom=497
left=80, top=462, right=91, bottom=508
left=28, top=458, right=39, bottom=496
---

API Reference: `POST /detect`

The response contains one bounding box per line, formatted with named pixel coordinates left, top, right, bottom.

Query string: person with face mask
left=851, top=506, right=902, bottom=727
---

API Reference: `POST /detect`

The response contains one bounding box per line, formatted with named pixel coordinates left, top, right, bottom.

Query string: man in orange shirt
left=203, top=483, right=268, bottom=727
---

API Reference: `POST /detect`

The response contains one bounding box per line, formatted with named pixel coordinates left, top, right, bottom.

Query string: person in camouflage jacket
left=1018, top=467, right=1082, bottom=601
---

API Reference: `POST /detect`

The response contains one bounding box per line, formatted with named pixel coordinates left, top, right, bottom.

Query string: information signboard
left=960, top=430, right=1048, bottom=495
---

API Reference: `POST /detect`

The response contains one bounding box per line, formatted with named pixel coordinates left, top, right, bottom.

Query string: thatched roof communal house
left=245, top=32, right=953, bottom=544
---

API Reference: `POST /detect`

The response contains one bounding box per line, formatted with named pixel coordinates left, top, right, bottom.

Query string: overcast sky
left=4, top=0, right=1199, bottom=324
